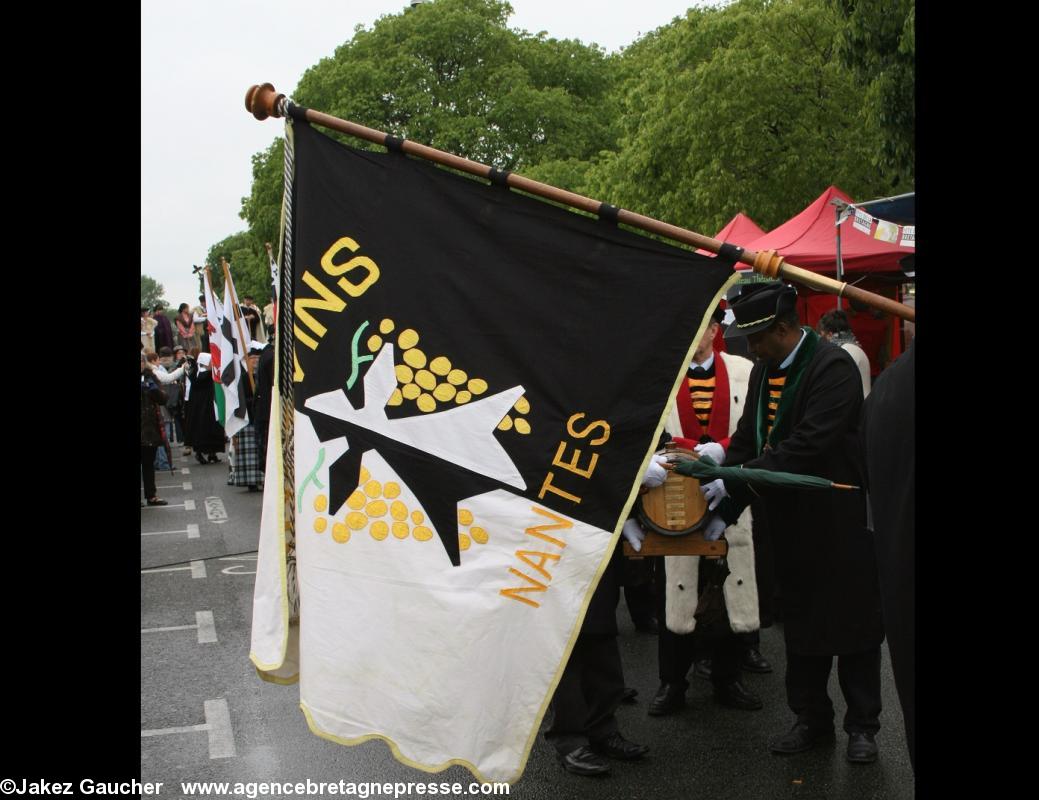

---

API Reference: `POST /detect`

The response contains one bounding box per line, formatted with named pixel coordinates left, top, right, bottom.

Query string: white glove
left=703, top=514, right=727, bottom=541
left=701, top=478, right=728, bottom=511
left=694, top=441, right=725, bottom=464
left=642, top=454, right=669, bottom=488
left=622, top=518, right=646, bottom=553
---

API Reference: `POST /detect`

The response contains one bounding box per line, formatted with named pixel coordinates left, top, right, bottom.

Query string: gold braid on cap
left=752, top=249, right=785, bottom=279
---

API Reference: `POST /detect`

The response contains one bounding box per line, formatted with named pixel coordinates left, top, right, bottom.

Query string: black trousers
left=141, top=445, right=157, bottom=499
left=654, top=558, right=740, bottom=690
left=785, top=648, right=882, bottom=735
left=544, top=633, right=624, bottom=755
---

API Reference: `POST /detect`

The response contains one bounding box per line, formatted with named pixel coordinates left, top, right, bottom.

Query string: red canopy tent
left=737, top=186, right=912, bottom=375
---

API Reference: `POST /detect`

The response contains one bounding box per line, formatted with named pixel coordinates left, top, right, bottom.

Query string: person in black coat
left=705, top=283, right=884, bottom=764
left=141, top=353, right=168, bottom=506
left=861, top=339, right=914, bottom=771
left=252, top=341, right=275, bottom=468
left=544, top=542, right=648, bottom=776
left=183, top=352, right=226, bottom=464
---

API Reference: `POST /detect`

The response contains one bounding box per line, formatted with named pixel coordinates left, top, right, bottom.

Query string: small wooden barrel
left=636, top=446, right=709, bottom=536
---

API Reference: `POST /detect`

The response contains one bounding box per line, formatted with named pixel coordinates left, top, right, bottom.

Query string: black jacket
left=724, top=339, right=884, bottom=655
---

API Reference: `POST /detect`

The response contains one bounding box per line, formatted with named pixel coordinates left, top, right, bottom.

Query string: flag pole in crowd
left=201, top=264, right=226, bottom=428
left=244, top=82, right=915, bottom=324
left=221, top=258, right=256, bottom=394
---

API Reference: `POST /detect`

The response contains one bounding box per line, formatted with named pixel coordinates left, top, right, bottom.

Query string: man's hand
left=694, top=441, right=725, bottom=464
left=622, top=518, right=646, bottom=553
left=701, top=478, right=728, bottom=511
left=703, top=514, right=727, bottom=541
left=642, top=454, right=669, bottom=488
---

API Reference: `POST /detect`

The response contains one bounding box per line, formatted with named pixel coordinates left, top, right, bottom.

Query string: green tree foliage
left=140, top=274, right=166, bottom=309
left=205, top=231, right=271, bottom=305
left=584, top=0, right=905, bottom=234
left=831, top=0, right=914, bottom=184
left=227, top=0, right=914, bottom=265
left=239, top=0, right=617, bottom=241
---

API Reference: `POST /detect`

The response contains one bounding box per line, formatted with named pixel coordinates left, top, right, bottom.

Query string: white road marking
left=140, top=611, right=216, bottom=644
left=142, top=560, right=207, bottom=579
left=204, top=496, right=228, bottom=524
left=141, top=698, right=236, bottom=759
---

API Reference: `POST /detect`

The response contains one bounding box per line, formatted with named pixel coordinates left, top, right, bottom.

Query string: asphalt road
left=141, top=447, right=913, bottom=800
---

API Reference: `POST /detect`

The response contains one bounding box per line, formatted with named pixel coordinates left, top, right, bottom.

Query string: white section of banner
left=900, top=226, right=915, bottom=249
left=853, top=208, right=873, bottom=234
left=250, top=393, right=291, bottom=673
left=292, top=417, right=615, bottom=782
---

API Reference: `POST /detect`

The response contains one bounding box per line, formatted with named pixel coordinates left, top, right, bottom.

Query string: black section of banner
left=290, top=121, right=732, bottom=549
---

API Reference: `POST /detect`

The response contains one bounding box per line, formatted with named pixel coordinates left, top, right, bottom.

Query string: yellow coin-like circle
left=314, top=494, right=328, bottom=512
left=402, top=383, right=421, bottom=400
left=347, top=490, right=366, bottom=510
left=379, top=318, right=395, bottom=335
left=459, top=533, right=471, bottom=551
left=383, top=482, right=401, bottom=499
left=398, top=329, right=420, bottom=350
left=387, top=389, right=404, bottom=407
left=429, top=356, right=451, bottom=376
left=391, top=501, right=408, bottom=521
left=411, top=510, right=425, bottom=525
left=447, top=369, right=467, bottom=386
left=458, top=509, right=474, bottom=526
left=514, top=396, right=530, bottom=414
left=415, top=369, right=436, bottom=390
left=468, top=378, right=488, bottom=395
left=366, top=500, right=388, bottom=517
left=392, top=521, right=410, bottom=539
left=395, top=364, right=414, bottom=384
left=514, top=418, right=531, bottom=435
left=313, top=517, right=328, bottom=533
left=367, top=334, right=383, bottom=353
left=413, top=526, right=434, bottom=541
left=332, top=523, right=350, bottom=543
left=370, top=521, right=390, bottom=540
left=364, top=480, right=382, bottom=498
left=455, top=390, right=472, bottom=404
left=403, top=348, right=427, bottom=369
left=347, top=512, right=368, bottom=530
left=360, top=466, right=370, bottom=483
left=497, top=416, right=513, bottom=431
left=471, top=526, right=489, bottom=544
left=433, top=383, right=456, bottom=401
left=416, top=393, right=437, bottom=413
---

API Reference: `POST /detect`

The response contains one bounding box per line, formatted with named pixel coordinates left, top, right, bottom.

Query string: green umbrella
left=670, top=454, right=858, bottom=491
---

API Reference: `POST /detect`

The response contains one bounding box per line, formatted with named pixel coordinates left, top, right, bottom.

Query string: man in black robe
left=705, top=283, right=884, bottom=764
left=861, top=339, right=914, bottom=771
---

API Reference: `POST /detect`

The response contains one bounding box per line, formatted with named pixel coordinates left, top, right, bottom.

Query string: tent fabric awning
left=738, top=186, right=911, bottom=274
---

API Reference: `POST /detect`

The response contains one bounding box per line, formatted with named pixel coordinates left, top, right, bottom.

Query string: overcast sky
left=141, top=0, right=712, bottom=307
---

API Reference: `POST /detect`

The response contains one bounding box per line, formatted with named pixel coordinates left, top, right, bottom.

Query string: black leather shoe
left=558, top=745, right=610, bottom=776
left=769, top=722, right=835, bottom=754
left=647, top=683, right=685, bottom=716
left=693, top=658, right=712, bottom=681
left=741, top=647, right=773, bottom=673
left=621, top=687, right=638, bottom=704
left=846, top=732, right=878, bottom=764
left=713, top=680, right=763, bottom=710
left=591, top=731, right=649, bottom=761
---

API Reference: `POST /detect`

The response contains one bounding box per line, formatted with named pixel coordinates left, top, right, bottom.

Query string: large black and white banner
left=251, top=120, right=735, bottom=781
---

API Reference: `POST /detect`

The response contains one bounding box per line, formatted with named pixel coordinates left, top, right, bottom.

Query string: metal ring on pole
left=598, top=203, right=620, bottom=225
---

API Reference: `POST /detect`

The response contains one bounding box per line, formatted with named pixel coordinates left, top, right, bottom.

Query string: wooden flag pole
left=221, top=258, right=257, bottom=393
left=245, top=82, right=914, bottom=324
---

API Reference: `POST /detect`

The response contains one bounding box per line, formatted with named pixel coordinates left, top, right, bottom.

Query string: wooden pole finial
left=245, top=83, right=285, bottom=121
